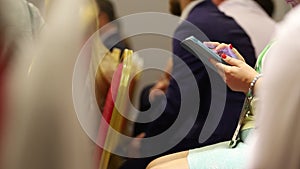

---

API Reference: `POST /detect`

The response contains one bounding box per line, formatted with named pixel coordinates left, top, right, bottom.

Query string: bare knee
left=146, top=151, right=188, bottom=169
left=146, top=164, right=164, bottom=169
left=146, top=159, right=159, bottom=169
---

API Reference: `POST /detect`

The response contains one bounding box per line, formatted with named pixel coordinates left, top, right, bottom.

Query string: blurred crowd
left=0, top=0, right=299, bottom=169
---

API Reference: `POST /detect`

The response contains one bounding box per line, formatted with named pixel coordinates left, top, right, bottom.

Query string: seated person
left=147, top=1, right=299, bottom=168
left=95, top=0, right=130, bottom=52
left=146, top=42, right=264, bottom=169
left=134, top=58, right=172, bottom=136
left=120, top=0, right=256, bottom=168
left=135, top=0, right=276, bottom=137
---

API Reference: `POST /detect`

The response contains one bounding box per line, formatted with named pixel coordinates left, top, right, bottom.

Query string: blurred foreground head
left=0, top=0, right=109, bottom=169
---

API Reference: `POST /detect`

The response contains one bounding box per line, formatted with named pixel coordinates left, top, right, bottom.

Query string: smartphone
left=181, top=36, right=228, bottom=70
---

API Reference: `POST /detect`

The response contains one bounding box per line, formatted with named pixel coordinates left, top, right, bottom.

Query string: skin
left=211, top=55, right=261, bottom=94
left=98, top=11, right=109, bottom=28
left=147, top=1, right=299, bottom=169
left=286, top=0, right=299, bottom=7
left=205, top=42, right=259, bottom=94
left=205, top=0, right=300, bottom=93
left=149, top=58, right=173, bottom=101
left=179, top=0, right=194, bottom=12
left=146, top=151, right=189, bottom=169
left=169, top=0, right=195, bottom=15
left=211, top=0, right=224, bottom=6
left=98, top=11, right=116, bottom=35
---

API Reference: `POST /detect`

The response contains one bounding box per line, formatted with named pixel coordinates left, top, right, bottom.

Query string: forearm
left=253, top=77, right=262, bottom=96
left=246, top=73, right=262, bottom=98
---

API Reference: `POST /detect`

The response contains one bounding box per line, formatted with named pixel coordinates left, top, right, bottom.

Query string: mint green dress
left=187, top=43, right=274, bottom=169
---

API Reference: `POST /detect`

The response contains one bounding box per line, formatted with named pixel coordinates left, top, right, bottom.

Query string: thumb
left=136, top=132, right=146, bottom=139
left=230, top=47, right=245, bottom=62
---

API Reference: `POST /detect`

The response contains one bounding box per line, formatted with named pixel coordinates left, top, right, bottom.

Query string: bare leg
left=146, top=151, right=188, bottom=169
left=148, top=156, right=189, bottom=169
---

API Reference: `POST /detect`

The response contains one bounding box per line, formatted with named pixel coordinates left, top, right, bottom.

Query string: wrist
left=247, top=74, right=263, bottom=99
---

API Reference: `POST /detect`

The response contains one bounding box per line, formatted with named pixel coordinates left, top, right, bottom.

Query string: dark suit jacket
left=121, top=1, right=256, bottom=168
left=143, top=0, right=256, bottom=152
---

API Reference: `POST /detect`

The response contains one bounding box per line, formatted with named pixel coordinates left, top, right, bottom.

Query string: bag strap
left=229, top=96, right=252, bottom=148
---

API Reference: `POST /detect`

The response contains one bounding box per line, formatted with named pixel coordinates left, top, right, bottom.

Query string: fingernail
left=221, top=53, right=227, bottom=59
left=229, top=44, right=233, bottom=49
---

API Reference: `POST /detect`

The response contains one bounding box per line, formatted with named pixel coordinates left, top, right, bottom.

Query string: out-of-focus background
left=28, top=0, right=290, bottom=52
left=27, top=0, right=291, bottom=88
left=0, top=1, right=294, bottom=169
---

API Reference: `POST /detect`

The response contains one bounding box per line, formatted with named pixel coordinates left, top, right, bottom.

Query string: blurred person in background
left=0, top=0, right=108, bottom=169
left=134, top=58, right=172, bottom=137
left=95, top=0, right=130, bottom=52
left=121, top=0, right=256, bottom=168
left=135, top=0, right=276, bottom=138
left=147, top=0, right=300, bottom=168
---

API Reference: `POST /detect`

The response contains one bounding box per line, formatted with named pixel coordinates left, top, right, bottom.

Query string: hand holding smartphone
left=181, top=36, right=230, bottom=67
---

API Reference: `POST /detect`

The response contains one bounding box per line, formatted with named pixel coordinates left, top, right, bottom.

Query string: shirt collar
left=180, top=0, right=204, bottom=20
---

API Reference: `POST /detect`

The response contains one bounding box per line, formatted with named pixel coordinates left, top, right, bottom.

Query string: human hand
left=204, top=42, right=245, bottom=62
left=210, top=54, right=258, bottom=93
left=127, top=132, right=145, bottom=157
left=149, top=76, right=170, bottom=101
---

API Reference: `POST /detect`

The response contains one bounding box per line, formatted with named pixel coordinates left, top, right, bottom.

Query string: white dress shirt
left=219, top=0, right=276, bottom=58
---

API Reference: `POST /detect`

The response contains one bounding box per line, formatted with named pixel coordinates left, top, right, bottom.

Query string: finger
left=215, top=63, right=227, bottom=81
left=214, top=43, right=230, bottom=55
left=131, top=133, right=145, bottom=146
left=136, top=132, right=146, bottom=139
left=229, top=44, right=245, bottom=62
left=153, top=80, right=167, bottom=92
left=131, top=133, right=145, bottom=148
left=216, top=43, right=228, bottom=52
left=214, top=43, right=244, bottom=62
left=209, top=57, right=218, bottom=67
left=209, top=58, right=225, bottom=80
left=221, top=54, right=243, bottom=66
left=203, top=41, right=220, bottom=49
left=149, top=89, right=164, bottom=101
